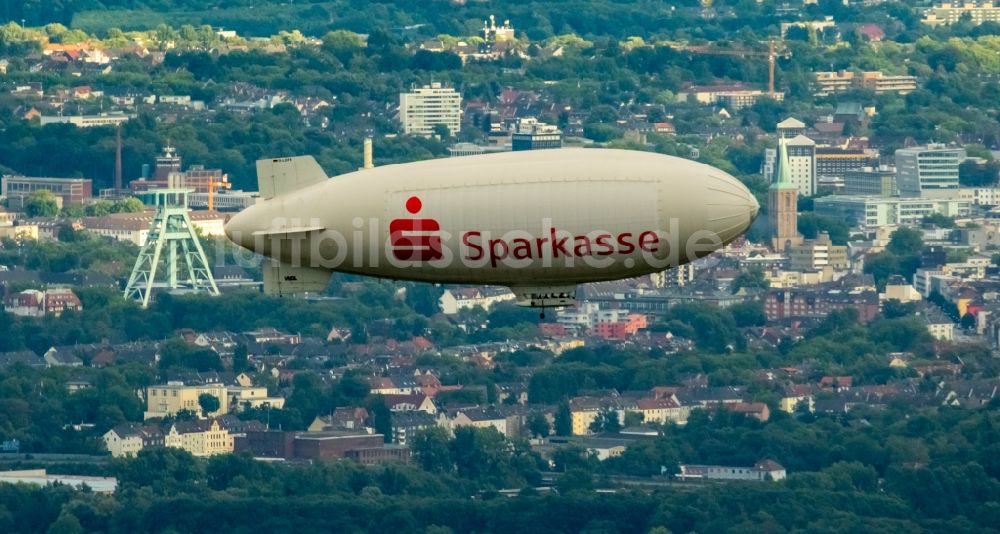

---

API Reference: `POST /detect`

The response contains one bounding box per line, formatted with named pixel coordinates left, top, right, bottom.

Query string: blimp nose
left=705, top=172, right=759, bottom=244
left=224, top=208, right=257, bottom=251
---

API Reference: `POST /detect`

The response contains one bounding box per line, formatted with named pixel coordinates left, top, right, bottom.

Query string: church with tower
left=769, top=138, right=803, bottom=252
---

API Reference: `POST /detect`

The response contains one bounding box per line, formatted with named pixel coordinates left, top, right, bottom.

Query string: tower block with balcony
left=123, top=189, right=219, bottom=307
left=770, top=139, right=803, bottom=252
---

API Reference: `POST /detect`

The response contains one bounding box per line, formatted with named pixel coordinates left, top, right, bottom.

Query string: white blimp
left=224, top=148, right=758, bottom=309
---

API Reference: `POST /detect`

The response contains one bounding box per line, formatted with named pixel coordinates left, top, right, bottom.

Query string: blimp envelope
left=225, top=148, right=758, bottom=308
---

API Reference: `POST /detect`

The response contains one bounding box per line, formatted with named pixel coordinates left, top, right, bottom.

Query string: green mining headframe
left=123, top=189, right=219, bottom=307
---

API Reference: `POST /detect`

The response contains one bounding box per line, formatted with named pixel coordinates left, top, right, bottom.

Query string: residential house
left=391, top=411, right=437, bottom=445
left=439, top=287, right=515, bottom=314
left=308, top=407, right=370, bottom=432
left=820, top=376, right=854, bottom=392
left=635, top=397, right=690, bottom=425
left=569, top=396, right=637, bottom=436
left=0, top=350, right=45, bottom=368
left=102, top=425, right=165, bottom=458
left=165, top=419, right=234, bottom=456
left=228, top=385, right=285, bottom=411
left=381, top=393, right=437, bottom=414
left=779, top=384, right=815, bottom=413
left=447, top=408, right=508, bottom=436
left=675, top=386, right=745, bottom=408
left=3, top=288, right=83, bottom=317
left=43, top=347, right=83, bottom=367
left=144, top=382, right=230, bottom=420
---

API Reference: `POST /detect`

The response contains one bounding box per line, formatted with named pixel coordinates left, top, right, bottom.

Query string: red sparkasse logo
left=390, top=196, right=443, bottom=261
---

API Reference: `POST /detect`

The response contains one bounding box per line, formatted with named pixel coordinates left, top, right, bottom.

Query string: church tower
left=770, top=138, right=803, bottom=252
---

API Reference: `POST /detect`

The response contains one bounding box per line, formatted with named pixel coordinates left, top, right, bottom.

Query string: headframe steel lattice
left=123, top=189, right=219, bottom=307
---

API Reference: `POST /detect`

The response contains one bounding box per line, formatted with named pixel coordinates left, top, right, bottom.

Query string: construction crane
left=207, top=175, right=231, bottom=211
left=681, top=39, right=790, bottom=97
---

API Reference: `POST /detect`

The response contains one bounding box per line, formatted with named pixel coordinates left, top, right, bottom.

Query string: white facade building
left=814, top=196, right=971, bottom=229
left=40, top=113, right=131, bottom=128
left=399, top=83, right=462, bottom=137
left=896, top=145, right=965, bottom=198
left=958, top=187, right=1000, bottom=206
left=766, top=134, right=816, bottom=197
left=439, top=287, right=515, bottom=314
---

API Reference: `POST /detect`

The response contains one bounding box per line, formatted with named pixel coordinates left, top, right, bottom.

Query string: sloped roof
left=777, top=117, right=805, bottom=129
left=754, top=459, right=785, bottom=472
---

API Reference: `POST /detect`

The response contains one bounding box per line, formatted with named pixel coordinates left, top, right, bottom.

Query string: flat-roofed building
left=858, top=71, right=918, bottom=94
left=844, top=166, right=898, bottom=197
left=896, top=145, right=964, bottom=198
left=816, top=147, right=870, bottom=184
left=681, top=84, right=784, bottom=110
left=399, top=82, right=462, bottom=137
left=1, top=176, right=92, bottom=205
left=187, top=190, right=258, bottom=211
left=784, top=135, right=817, bottom=197
left=923, top=2, right=1000, bottom=25
left=788, top=233, right=849, bottom=271
left=957, top=187, right=1000, bottom=206
left=511, top=117, right=562, bottom=151
left=814, top=71, right=855, bottom=96
left=40, top=113, right=131, bottom=128
left=814, top=195, right=970, bottom=229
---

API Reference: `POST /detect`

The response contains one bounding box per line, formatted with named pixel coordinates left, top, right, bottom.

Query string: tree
left=232, top=344, right=249, bottom=373
left=198, top=393, right=220, bottom=416
left=449, top=426, right=516, bottom=485
left=589, top=408, right=622, bottom=434
left=797, top=213, right=850, bottom=245
left=959, top=160, right=1000, bottom=187
left=411, top=426, right=453, bottom=473
left=368, top=396, right=392, bottom=443
left=555, top=468, right=594, bottom=495
left=923, top=213, right=956, bottom=228
left=887, top=227, right=923, bottom=256
left=431, top=123, right=451, bottom=139
left=113, top=197, right=145, bottom=213
left=728, top=301, right=767, bottom=327
left=46, top=512, right=83, bottom=534
left=623, top=411, right=644, bottom=428
left=527, top=412, right=551, bottom=438
left=730, top=267, right=769, bottom=294
left=882, top=299, right=916, bottom=319
left=23, top=190, right=59, bottom=218
left=405, top=283, right=443, bottom=316
left=555, top=401, right=573, bottom=436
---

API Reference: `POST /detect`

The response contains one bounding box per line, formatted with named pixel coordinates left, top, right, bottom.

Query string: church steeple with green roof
left=769, top=137, right=802, bottom=251
left=770, top=138, right=797, bottom=190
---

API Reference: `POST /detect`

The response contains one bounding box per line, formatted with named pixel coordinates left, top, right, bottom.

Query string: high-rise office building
left=895, top=144, right=965, bottom=198
left=771, top=135, right=817, bottom=197
left=399, top=83, right=462, bottom=137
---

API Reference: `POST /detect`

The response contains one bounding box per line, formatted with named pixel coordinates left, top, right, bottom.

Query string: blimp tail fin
left=257, top=156, right=328, bottom=199
left=263, top=260, right=332, bottom=296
